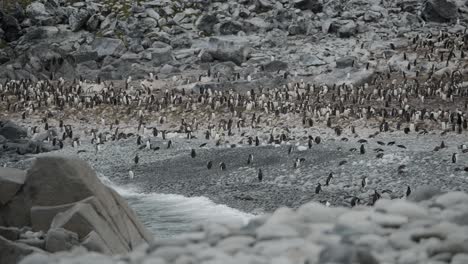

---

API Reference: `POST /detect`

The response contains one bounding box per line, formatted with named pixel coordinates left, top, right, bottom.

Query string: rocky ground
left=18, top=188, right=468, bottom=264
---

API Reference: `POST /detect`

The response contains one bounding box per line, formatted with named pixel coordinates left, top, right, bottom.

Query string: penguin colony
left=1, top=31, right=468, bottom=208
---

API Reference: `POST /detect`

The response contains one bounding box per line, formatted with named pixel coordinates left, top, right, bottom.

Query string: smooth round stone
left=383, top=200, right=429, bottom=219
left=435, top=192, right=468, bottom=208
left=256, top=223, right=299, bottom=240
left=370, top=212, right=408, bottom=227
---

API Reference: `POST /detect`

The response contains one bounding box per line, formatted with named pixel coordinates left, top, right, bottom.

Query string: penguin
left=134, top=154, right=139, bottom=165
left=452, top=153, right=457, bottom=163
left=350, top=197, right=360, bottom=207
left=361, top=176, right=368, bottom=188
left=129, top=170, right=134, bottom=180
left=315, top=183, right=322, bottom=194
left=207, top=161, right=213, bottom=169
left=371, top=190, right=381, bottom=205
left=146, top=140, right=151, bottom=150
left=167, top=140, right=172, bottom=149
left=258, top=169, right=263, bottom=182
left=360, top=144, right=365, bottom=154
left=325, top=173, right=333, bottom=186
left=191, top=149, right=196, bottom=158
left=406, top=186, right=411, bottom=197
left=247, top=154, right=253, bottom=165
left=315, top=136, right=321, bottom=144
left=137, top=135, right=142, bottom=145
left=219, top=162, right=226, bottom=171
left=288, top=145, right=293, bottom=155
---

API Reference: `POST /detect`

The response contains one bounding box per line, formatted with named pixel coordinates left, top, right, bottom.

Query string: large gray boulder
left=0, top=235, right=45, bottom=264
left=89, top=38, right=126, bottom=58
left=45, top=228, right=79, bottom=253
left=68, top=8, right=90, bottom=32
left=293, top=0, right=323, bottom=13
left=0, top=156, right=153, bottom=254
left=196, top=14, right=219, bottom=35
left=422, top=0, right=458, bottom=22
left=0, top=168, right=26, bottom=205
left=0, top=121, right=27, bottom=140
left=206, top=37, right=251, bottom=65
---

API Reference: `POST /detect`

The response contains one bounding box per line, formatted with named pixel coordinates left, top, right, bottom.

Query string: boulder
left=263, top=60, right=288, bottom=72
left=69, top=8, right=90, bottom=32
left=89, top=38, right=126, bottom=58
left=338, top=20, right=357, bottom=38
left=81, top=231, right=112, bottom=254
left=207, top=37, right=251, bottom=65
left=422, top=0, right=458, bottom=23
left=31, top=201, right=89, bottom=232
left=336, top=56, right=356, bottom=69
left=196, top=14, right=219, bottom=35
left=0, top=235, right=45, bottom=264
left=1, top=156, right=152, bottom=254
left=25, top=2, right=50, bottom=18
left=45, top=228, right=79, bottom=253
left=211, top=61, right=237, bottom=77
left=0, top=226, right=21, bottom=241
left=1, top=14, right=21, bottom=42
left=293, top=0, right=323, bottom=13
left=148, top=42, right=173, bottom=66
left=217, top=21, right=243, bottom=35
left=0, top=121, right=27, bottom=140
left=0, top=168, right=26, bottom=205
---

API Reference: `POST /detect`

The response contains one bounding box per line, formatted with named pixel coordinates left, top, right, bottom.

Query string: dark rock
left=0, top=168, right=26, bottom=205
left=217, top=21, right=243, bottom=35
left=255, top=0, right=275, bottom=13
left=73, top=51, right=99, bottom=64
left=1, top=14, right=21, bottom=42
left=0, top=235, right=45, bottom=264
left=422, top=0, right=458, bottom=22
left=86, top=14, right=101, bottom=32
left=0, top=121, right=27, bottom=140
left=263, top=60, right=288, bottom=72
left=211, top=61, right=237, bottom=77
left=69, top=8, right=90, bottom=31
left=196, top=14, right=219, bottom=35
left=81, top=230, right=111, bottom=254
left=148, top=42, right=173, bottom=66
left=0, top=227, right=21, bottom=241
left=336, top=56, right=356, bottom=69
left=293, top=0, right=323, bottom=13
left=338, top=21, right=357, bottom=38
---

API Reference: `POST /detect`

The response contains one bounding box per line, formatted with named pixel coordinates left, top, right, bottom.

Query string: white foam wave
left=97, top=173, right=254, bottom=237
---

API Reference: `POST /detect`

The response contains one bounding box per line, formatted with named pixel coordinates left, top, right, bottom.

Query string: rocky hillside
left=18, top=186, right=468, bottom=264
left=0, top=0, right=466, bottom=81
left=0, top=156, right=153, bottom=264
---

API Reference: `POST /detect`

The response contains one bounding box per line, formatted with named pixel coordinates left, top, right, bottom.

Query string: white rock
left=297, top=203, right=345, bottom=223
left=383, top=200, right=429, bottom=219
left=256, top=223, right=299, bottom=240
left=217, top=236, right=255, bottom=254
left=435, top=192, right=468, bottom=208
left=370, top=212, right=408, bottom=227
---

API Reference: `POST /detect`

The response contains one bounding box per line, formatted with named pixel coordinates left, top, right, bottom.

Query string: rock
left=216, top=236, right=255, bottom=254
left=336, top=56, right=356, bottom=68
left=319, top=245, right=379, bottom=264
left=422, top=0, right=458, bottom=23
left=0, top=226, right=21, bottom=241
left=196, top=14, right=219, bottom=35
left=89, top=38, right=126, bottom=58
left=69, top=8, right=90, bottom=31
left=1, top=14, right=21, bottom=42
left=379, top=200, right=429, bottom=219
left=0, top=121, right=27, bottom=140
left=338, top=21, right=357, bottom=38
left=255, top=0, right=275, bottom=13
left=0, top=168, right=26, bottom=205
left=217, top=21, right=243, bottom=35
left=45, top=228, right=79, bottom=253
left=146, top=8, right=160, bottom=20
left=86, top=14, right=101, bottom=31
left=148, top=42, right=173, bottom=66
left=435, top=192, right=468, bottom=208
left=81, top=231, right=112, bottom=254
left=408, top=185, right=441, bottom=202
left=211, top=61, right=237, bottom=77
left=25, top=2, right=50, bottom=18
left=31, top=203, right=80, bottom=232
left=452, top=254, right=468, bottom=264
left=263, top=60, right=288, bottom=72
left=299, top=54, right=326, bottom=67
left=256, top=223, right=299, bottom=240
left=159, top=64, right=177, bottom=74
left=297, top=203, right=345, bottom=223
left=207, top=37, right=251, bottom=66
left=293, top=0, right=323, bottom=13
left=0, top=235, right=45, bottom=264
left=1, top=156, right=152, bottom=254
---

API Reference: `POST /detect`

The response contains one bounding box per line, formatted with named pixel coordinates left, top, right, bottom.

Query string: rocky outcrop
left=0, top=156, right=153, bottom=263
left=422, top=0, right=458, bottom=22
left=17, top=190, right=468, bottom=264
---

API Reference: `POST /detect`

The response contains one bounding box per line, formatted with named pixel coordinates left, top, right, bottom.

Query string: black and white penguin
left=129, top=170, right=134, bottom=180
left=191, top=149, right=196, bottom=158
left=288, top=145, right=293, bottom=155
left=207, top=161, right=213, bottom=169
left=315, top=183, right=322, bottom=194
left=371, top=190, right=381, bottom=205
left=361, top=176, right=368, bottom=188
left=247, top=154, right=253, bottom=165
left=350, top=197, right=360, bottom=207
left=137, top=135, right=142, bottom=145
left=452, top=153, right=457, bottom=163
left=134, top=154, right=139, bottom=165
left=406, top=186, right=411, bottom=197
left=167, top=140, right=172, bottom=149
left=360, top=144, right=365, bottom=154
left=219, top=162, right=226, bottom=171
left=258, top=169, right=263, bottom=182
left=325, top=173, right=333, bottom=186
